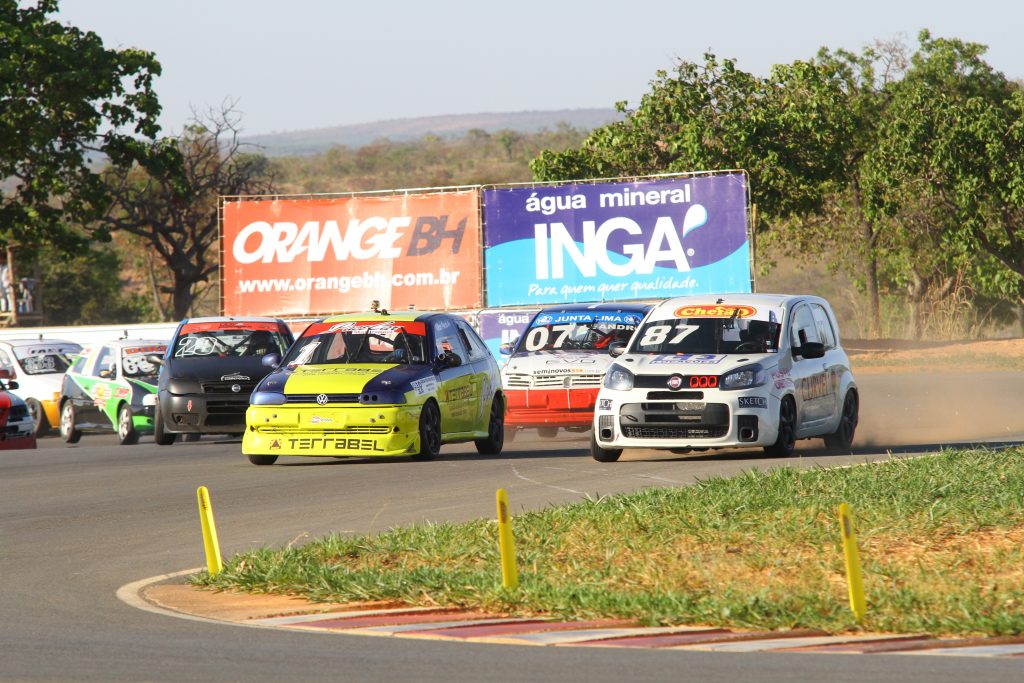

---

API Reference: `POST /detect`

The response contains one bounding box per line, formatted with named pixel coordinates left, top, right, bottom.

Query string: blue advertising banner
left=483, top=173, right=750, bottom=307
left=476, top=308, right=538, bottom=367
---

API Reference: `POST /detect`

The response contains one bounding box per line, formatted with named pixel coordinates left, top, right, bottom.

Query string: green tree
left=104, top=107, right=277, bottom=320
left=0, top=0, right=162, bottom=251
left=34, top=246, right=152, bottom=325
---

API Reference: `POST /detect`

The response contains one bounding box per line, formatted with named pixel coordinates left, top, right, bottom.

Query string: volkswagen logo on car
left=316, top=393, right=329, bottom=405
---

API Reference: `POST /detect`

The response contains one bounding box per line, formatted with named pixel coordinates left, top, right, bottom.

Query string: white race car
left=591, top=293, right=858, bottom=462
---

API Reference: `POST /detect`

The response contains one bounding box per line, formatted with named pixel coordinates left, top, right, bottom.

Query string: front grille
left=645, top=391, right=704, bottom=401
left=622, top=425, right=729, bottom=439
left=173, top=414, right=201, bottom=426
left=256, top=426, right=392, bottom=435
left=201, top=380, right=258, bottom=394
left=504, top=373, right=604, bottom=389
left=285, top=393, right=360, bottom=404
left=205, top=400, right=248, bottom=416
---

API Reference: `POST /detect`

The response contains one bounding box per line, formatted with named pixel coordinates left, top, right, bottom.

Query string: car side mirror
left=5, top=380, right=18, bottom=391
left=261, top=352, right=281, bottom=368
left=146, top=354, right=164, bottom=367
left=435, top=351, right=462, bottom=369
left=609, top=341, right=628, bottom=357
left=794, top=341, right=825, bottom=359
left=499, top=342, right=513, bottom=356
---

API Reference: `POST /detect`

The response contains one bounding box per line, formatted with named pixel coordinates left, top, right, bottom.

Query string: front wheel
left=153, top=403, right=176, bottom=446
left=764, top=396, right=796, bottom=457
left=247, top=453, right=278, bottom=466
left=117, top=403, right=139, bottom=446
left=412, top=401, right=441, bottom=461
left=475, top=394, right=504, bottom=455
left=591, top=433, right=622, bottom=462
left=60, top=401, right=81, bottom=444
left=26, top=398, right=49, bottom=437
left=824, top=391, right=859, bottom=450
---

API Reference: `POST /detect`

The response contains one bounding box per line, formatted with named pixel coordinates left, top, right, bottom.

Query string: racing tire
left=764, top=396, right=797, bottom=457
left=824, top=390, right=859, bottom=450
left=591, top=433, right=622, bottom=462
left=60, top=401, right=82, bottom=444
left=474, top=394, right=504, bottom=455
left=247, top=454, right=278, bottom=466
left=26, top=398, right=49, bottom=437
left=412, top=400, right=442, bottom=461
left=153, top=404, right=177, bottom=446
left=117, top=403, right=140, bottom=446
left=537, top=426, right=559, bottom=438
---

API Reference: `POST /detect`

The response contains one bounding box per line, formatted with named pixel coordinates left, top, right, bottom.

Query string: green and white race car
left=59, top=339, right=168, bottom=445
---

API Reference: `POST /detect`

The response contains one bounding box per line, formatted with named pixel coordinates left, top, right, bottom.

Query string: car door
left=787, top=304, right=832, bottom=434
left=810, top=303, right=842, bottom=428
left=87, top=344, right=120, bottom=429
left=455, top=319, right=493, bottom=431
left=430, top=318, right=473, bottom=434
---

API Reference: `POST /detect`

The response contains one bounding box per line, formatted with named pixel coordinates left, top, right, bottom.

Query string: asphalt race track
left=2, top=371, right=1024, bottom=683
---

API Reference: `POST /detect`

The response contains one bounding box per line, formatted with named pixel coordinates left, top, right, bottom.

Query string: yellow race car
left=243, top=311, right=504, bottom=465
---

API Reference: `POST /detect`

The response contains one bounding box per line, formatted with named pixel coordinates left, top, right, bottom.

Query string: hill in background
left=243, top=108, right=621, bottom=156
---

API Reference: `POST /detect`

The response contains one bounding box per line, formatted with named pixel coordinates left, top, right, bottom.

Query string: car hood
left=163, top=356, right=272, bottom=382
left=258, top=363, right=433, bottom=395
left=502, top=351, right=613, bottom=376
left=623, top=352, right=780, bottom=375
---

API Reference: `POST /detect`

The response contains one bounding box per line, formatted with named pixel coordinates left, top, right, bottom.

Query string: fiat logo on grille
left=231, top=384, right=241, bottom=393
left=667, top=375, right=684, bottom=390
left=316, top=393, right=329, bottom=405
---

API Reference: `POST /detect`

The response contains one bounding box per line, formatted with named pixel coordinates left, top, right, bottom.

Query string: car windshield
left=173, top=323, right=287, bottom=359
left=631, top=307, right=782, bottom=355
left=122, top=345, right=166, bottom=381
left=16, top=351, right=76, bottom=375
left=514, top=311, right=645, bottom=354
left=284, top=320, right=429, bottom=366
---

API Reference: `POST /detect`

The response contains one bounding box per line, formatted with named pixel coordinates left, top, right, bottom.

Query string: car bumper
left=0, top=420, right=37, bottom=449
left=593, top=389, right=780, bottom=450
left=504, top=388, right=599, bottom=428
left=162, top=394, right=249, bottom=433
left=243, top=404, right=422, bottom=458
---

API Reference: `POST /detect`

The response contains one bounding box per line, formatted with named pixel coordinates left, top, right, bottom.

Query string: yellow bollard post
left=495, top=488, right=519, bottom=590
left=197, top=486, right=223, bottom=577
left=838, top=502, right=866, bottom=622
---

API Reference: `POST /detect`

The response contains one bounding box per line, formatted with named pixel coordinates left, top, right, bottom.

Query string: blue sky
left=57, top=0, right=1023, bottom=137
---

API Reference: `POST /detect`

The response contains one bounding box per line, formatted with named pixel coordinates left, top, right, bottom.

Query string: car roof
left=648, top=292, right=826, bottom=318
left=318, top=311, right=446, bottom=324
left=0, top=338, right=82, bottom=348
left=182, top=316, right=285, bottom=324
left=535, top=302, right=652, bottom=314
left=96, top=339, right=169, bottom=349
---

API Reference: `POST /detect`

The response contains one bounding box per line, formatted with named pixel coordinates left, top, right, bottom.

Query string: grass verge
left=192, top=447, right=1024, bottom=636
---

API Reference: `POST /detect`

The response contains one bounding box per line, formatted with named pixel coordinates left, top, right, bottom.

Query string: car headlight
left=359, top=389, right=407, bottom=405
left=720, top=364, right=766, bottom=390
left=604, top=364, right=635, bottom=391
left=251, top=391, right=287, bottom=405
left=168, top=378, right=202, bottom=395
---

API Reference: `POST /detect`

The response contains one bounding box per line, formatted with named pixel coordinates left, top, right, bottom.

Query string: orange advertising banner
left=221, top=191, right=481, bottom=316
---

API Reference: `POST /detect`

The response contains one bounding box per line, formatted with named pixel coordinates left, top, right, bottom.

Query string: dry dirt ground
left=848, top=337, right=1024, bottom=373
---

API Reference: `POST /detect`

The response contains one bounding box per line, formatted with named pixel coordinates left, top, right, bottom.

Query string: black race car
left=150, top=317, right=295, bottom=444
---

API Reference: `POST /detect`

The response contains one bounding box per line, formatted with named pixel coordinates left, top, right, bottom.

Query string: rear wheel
left=117, top=403, right=139, bottom=446
left=412, top=401, right=441, bottom=461
left=764, top=396, right=796, bottom=457
left=153, top=403, right=176, bottom=446
left=475, top=394, right=504, bottom=455
left=60, top=401, right=81, bottom=444
left=26, top=398, right=49, bottom=437
left=247, top=454, right=278, bottom=466
left=591, top=433, right=622, bottom=462
left=824, top=391, right=859, bottom=450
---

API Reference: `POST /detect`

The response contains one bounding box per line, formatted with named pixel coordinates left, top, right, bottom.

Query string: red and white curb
left=248, top=606, right=1024, bottom=657
left=123, top=575, right=1024, bottom=658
